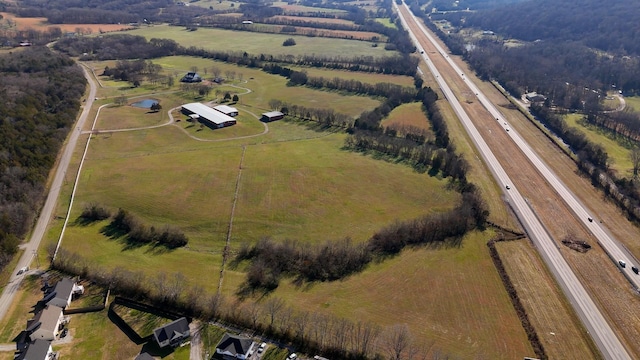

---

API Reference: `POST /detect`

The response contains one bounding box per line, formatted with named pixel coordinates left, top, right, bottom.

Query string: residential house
left=18, top=339, right=54, bottom=360
left=215, top=333, right=254, bottom=360
left=45, top=278, right=76, bottom=308
left=153, top=317, right=190, bottom=348
left=27, top=305, right=64, bottom=341
left=180, top=72, right=202, bottom=83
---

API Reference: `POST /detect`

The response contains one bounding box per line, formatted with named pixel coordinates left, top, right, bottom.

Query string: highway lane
left=0, top=65, right=98, bottom=322
left=395, top=3, right=632, bottom=359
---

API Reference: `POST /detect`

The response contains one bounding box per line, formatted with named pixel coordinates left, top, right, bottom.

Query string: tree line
left=0, top=47, right=86, bottom=272
left=52, top=248, right=451, bottom=359
left=7, top=0, right=212, bottom=25
left=54, top=34, right=418, bottom=76
left=80, top=204, right=188, bottom=249
left=101, top=59, right=163, bottom=87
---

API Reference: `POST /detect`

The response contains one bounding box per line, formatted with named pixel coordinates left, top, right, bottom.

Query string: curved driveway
left=396, top=2, right=632, bottom=359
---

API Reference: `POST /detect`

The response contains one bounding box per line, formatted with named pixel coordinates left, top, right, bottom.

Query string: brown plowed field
left=399, top=5, right=640, bottom=358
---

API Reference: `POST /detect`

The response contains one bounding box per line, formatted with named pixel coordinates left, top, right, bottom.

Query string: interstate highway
left=395, top=2, right=633, bottom=359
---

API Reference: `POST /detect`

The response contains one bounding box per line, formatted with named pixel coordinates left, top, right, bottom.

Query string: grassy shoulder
left=495, top=240, right=599, bottom=359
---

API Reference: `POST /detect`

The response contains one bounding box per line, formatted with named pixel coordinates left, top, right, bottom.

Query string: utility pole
left=33, top=250, right=40, bottom=268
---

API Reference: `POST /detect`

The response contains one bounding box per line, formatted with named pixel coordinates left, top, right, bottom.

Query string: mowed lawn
left=256, top=231, right=534, bottom=359
left=122, top=25, right=392, bottom=58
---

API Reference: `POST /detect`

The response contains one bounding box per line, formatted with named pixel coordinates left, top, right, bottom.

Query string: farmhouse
left=214, top=104, right=239, bottom=117
left=26, top=305, right=65, bottom=341
left=215, top=333, right=254, bottom=359
left=180, top=72, right=202, bottom=83
left=17, top=339, right=54, bottom=360
left=525, top=92, right=546, bottom=103
left=261, top=111, right=285, bottom=122
left=182, top=103, right=237, bottom=128
left=153, top=317, right=190, bottom=348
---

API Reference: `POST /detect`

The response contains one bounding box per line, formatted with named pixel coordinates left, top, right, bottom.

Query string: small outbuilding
left=215, top=333, right=254, bottom=360
left=182, top=103, right=237, bottom=128
left=153, top=317, right=190, bottom=348
left=261, top=111, right=284, bottom=122
left=214, top=105, right=239, bottom=117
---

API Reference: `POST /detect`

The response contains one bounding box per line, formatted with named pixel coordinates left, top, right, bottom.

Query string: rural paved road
left=396, top=2, right=632, bottom=359
left=0, top=64, right=98, bottom=323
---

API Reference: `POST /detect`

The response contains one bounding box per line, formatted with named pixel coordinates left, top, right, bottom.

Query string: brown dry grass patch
left=273, top=15, right=356, bottom=26
left=0, top=12, right=133, bottom=33
left=496, top=240, right=599, bottom=359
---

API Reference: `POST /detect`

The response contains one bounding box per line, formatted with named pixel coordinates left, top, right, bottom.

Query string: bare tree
left=630, top=146, right=640, bottom=178
left=264, top=297, right=285, bottom=328
left=383, top=324, right=413, bottom=360
left=352, top=321, right=380, bottom=357
left=190, top=65, right=199, bottom=73
left=293, top=311, right=310, bottom=342
left=268, top=99, right=283, bottom=110
left=277, top=305, right=294, bottom=336
left=246, top=301, right=262, bottom=329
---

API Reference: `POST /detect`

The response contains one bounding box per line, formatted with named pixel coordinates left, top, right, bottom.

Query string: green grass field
left=286, top=65, right=414, bottom=87
left=256, top=231, right=533, bottom=359
left=564, top=113, right=633, bottom=176
left=122, top=25, right=391, bottom=58
left=36, top=30, right=535, bottom=357
left=381, top=102, right=431, bottom=134
left=624, top=95, right=640, bottom=112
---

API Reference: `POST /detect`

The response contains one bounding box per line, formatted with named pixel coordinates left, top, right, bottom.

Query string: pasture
left=260, top=231, right=534, bottom=359
left=122, top=25, right=392, bottom=58
left=381, top=102, right=431, bottom=133
left=564, top=113, right=633, bottom=176
left=49, top=42, right=532, bottom=357
left=285, top=65, right=414, bottom=87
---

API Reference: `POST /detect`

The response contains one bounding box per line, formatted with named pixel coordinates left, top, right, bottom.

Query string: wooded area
left=0, top=47, right=86, bottom=271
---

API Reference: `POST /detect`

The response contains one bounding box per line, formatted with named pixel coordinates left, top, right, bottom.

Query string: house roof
left=182, top=103, right=236, bottom=125
left=27, top=305, right=63, bottom=334
left=153, top=317, right=189, bottom=346
left=19, top=339, right=51, bottom=360
left=216, top=333, right=253, bottom=356
left=135, top=352, right=155, bottom=360
left=47, top=278, right=74, bottom=306
left=213, top=104, right=238, bottom=114
left=262, top=111, right=284, bottom=118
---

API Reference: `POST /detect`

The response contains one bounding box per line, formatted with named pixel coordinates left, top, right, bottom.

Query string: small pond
left=131, top=99, right=157, bottom=108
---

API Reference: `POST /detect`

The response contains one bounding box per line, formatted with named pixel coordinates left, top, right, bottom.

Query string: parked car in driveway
left=287, top=354, right=297, bottom=360
left=257, top=342, right=266, bottom=353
